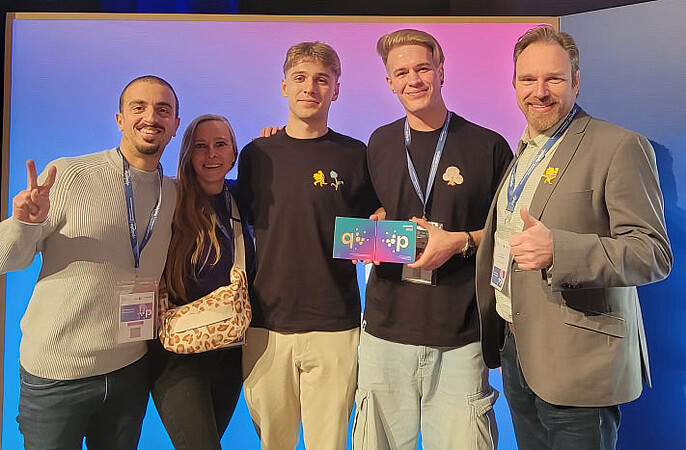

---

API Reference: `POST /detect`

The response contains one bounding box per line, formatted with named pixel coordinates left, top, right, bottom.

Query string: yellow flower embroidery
left=541, top=167, right=559, bottom=184
left=313, top=170, right=327, bottom=187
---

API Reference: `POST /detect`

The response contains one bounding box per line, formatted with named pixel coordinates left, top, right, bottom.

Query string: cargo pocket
left=352, top=387, right=391, bottom=450
left=468, top=387, right=499, bottom=449
left=352, top=388, right=370, bottom=450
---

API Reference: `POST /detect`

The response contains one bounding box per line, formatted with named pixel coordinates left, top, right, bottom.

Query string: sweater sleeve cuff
left=13, top=217, right=46, bottom=226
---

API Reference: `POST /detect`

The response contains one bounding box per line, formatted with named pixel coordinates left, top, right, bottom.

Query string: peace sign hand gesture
left=12, top=160, right=57, bottom=224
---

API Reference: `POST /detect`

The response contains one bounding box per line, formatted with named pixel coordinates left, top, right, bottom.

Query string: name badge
left=490, top=236, right=512, bottom=291
left=401, top=221, right=442, bottom=286
left=117, top=279, right=158, bottom=343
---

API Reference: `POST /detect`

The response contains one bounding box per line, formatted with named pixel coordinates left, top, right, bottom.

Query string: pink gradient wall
left=5, top=16, right=551, bottom=448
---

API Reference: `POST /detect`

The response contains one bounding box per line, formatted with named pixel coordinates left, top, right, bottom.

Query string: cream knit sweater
left=0, top=148, right=176, bottom=380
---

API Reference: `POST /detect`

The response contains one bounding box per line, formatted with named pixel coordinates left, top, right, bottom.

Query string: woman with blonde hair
left=149, top=114, right=254, bottom=450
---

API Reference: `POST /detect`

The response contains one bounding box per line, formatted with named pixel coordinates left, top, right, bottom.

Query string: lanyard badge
left=118, top=148, right=163, bottom=269
left=117, top=279, right=159, bottom=343
left=401, top=112, right=451, bottom=286
left=506, top=104, right=579, bottom=212
left=115, top=148, right=163, bottom=343
left=404, top=111, right=452, bottom=220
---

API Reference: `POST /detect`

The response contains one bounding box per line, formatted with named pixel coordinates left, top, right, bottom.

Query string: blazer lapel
left=528, top=109, right=592, bottom=219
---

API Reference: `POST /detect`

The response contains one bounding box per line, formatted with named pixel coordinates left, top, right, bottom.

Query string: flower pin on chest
left=329, top=170, right=344, bottom=190
left=541, top=167, right=559, bottom=184
left=313, top=170, right=328, bottom=187
left=442, top=166, right=464, bottom=186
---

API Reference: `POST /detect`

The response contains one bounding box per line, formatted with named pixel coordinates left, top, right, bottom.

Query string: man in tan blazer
left=475, top=26, right=672, bottom=449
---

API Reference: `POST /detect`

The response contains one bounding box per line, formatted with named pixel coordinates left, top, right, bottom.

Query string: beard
left=136, top=143, right=161, bottom=155
left=523, top=103, right=564, bottom=136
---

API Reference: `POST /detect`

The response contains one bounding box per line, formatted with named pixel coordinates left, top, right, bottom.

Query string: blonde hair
left=376, top=29, right=444, bottom=69
left=165, top=114, right=238, bottom=301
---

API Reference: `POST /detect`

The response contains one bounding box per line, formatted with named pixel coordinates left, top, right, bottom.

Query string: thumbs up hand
left=520, top=206, right=539, bottom=230
left=509, top=207, right=553, bottom=270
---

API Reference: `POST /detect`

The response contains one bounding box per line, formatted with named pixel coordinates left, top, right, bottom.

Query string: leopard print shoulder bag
left=159, top=191, right=251, bottom=354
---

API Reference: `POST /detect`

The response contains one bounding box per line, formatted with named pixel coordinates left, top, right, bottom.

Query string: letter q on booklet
left=333, top=217, right=416, bottom=263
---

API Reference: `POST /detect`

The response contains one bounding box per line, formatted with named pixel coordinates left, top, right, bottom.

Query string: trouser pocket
left=352, top=388, right=370, bottom=450
left=468, top=387, right=499, bottom=450
left=19, top=366, right=65, bottom=390
left=353, top=387, right=392, bottom=450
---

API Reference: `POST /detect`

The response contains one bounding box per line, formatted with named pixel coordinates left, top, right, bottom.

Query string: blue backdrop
left=562, top=1, right=686, bottom=447
left=2, top=14, right=543, bottom=449
left=2, top=1, right=684, bottom=448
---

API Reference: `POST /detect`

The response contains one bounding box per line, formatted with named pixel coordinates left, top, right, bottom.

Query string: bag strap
left=228, top=191, right=246, bottom=272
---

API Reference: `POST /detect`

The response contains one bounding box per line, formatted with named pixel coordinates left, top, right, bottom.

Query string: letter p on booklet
left=333, top=217, right=416, bottom=263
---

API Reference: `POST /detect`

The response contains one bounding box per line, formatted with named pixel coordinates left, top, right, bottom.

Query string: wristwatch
left=461, top=231, right=476, bottom=258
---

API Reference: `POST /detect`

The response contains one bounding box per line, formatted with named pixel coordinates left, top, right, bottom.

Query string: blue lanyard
left=506, top=104, right=579, bottom=212
left=117, top=148, right=163, bottom=269
left=215, top=184, right=234, bottom=241
left=198, top=185, right=240, bottom=275
left=404, top=111, right=452, bottom=218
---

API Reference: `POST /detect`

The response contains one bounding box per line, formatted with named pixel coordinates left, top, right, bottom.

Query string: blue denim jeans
left=500, top=327, right=621, bottom=450
left=17, top=356, right=149, bottom=450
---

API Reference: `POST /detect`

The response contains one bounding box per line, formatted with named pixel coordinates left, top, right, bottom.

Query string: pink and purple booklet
left=332, top=217, right=417, bottom=263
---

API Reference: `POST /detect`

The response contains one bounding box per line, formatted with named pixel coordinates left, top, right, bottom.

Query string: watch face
left=463, top=232, right=476, bottom=258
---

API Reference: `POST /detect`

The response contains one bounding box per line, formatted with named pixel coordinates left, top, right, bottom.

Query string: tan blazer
left=475, top=109, right=672, bottom=407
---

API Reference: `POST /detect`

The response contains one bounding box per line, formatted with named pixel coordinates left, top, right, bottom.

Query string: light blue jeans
left=353, top=330, right=498, bottom=450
